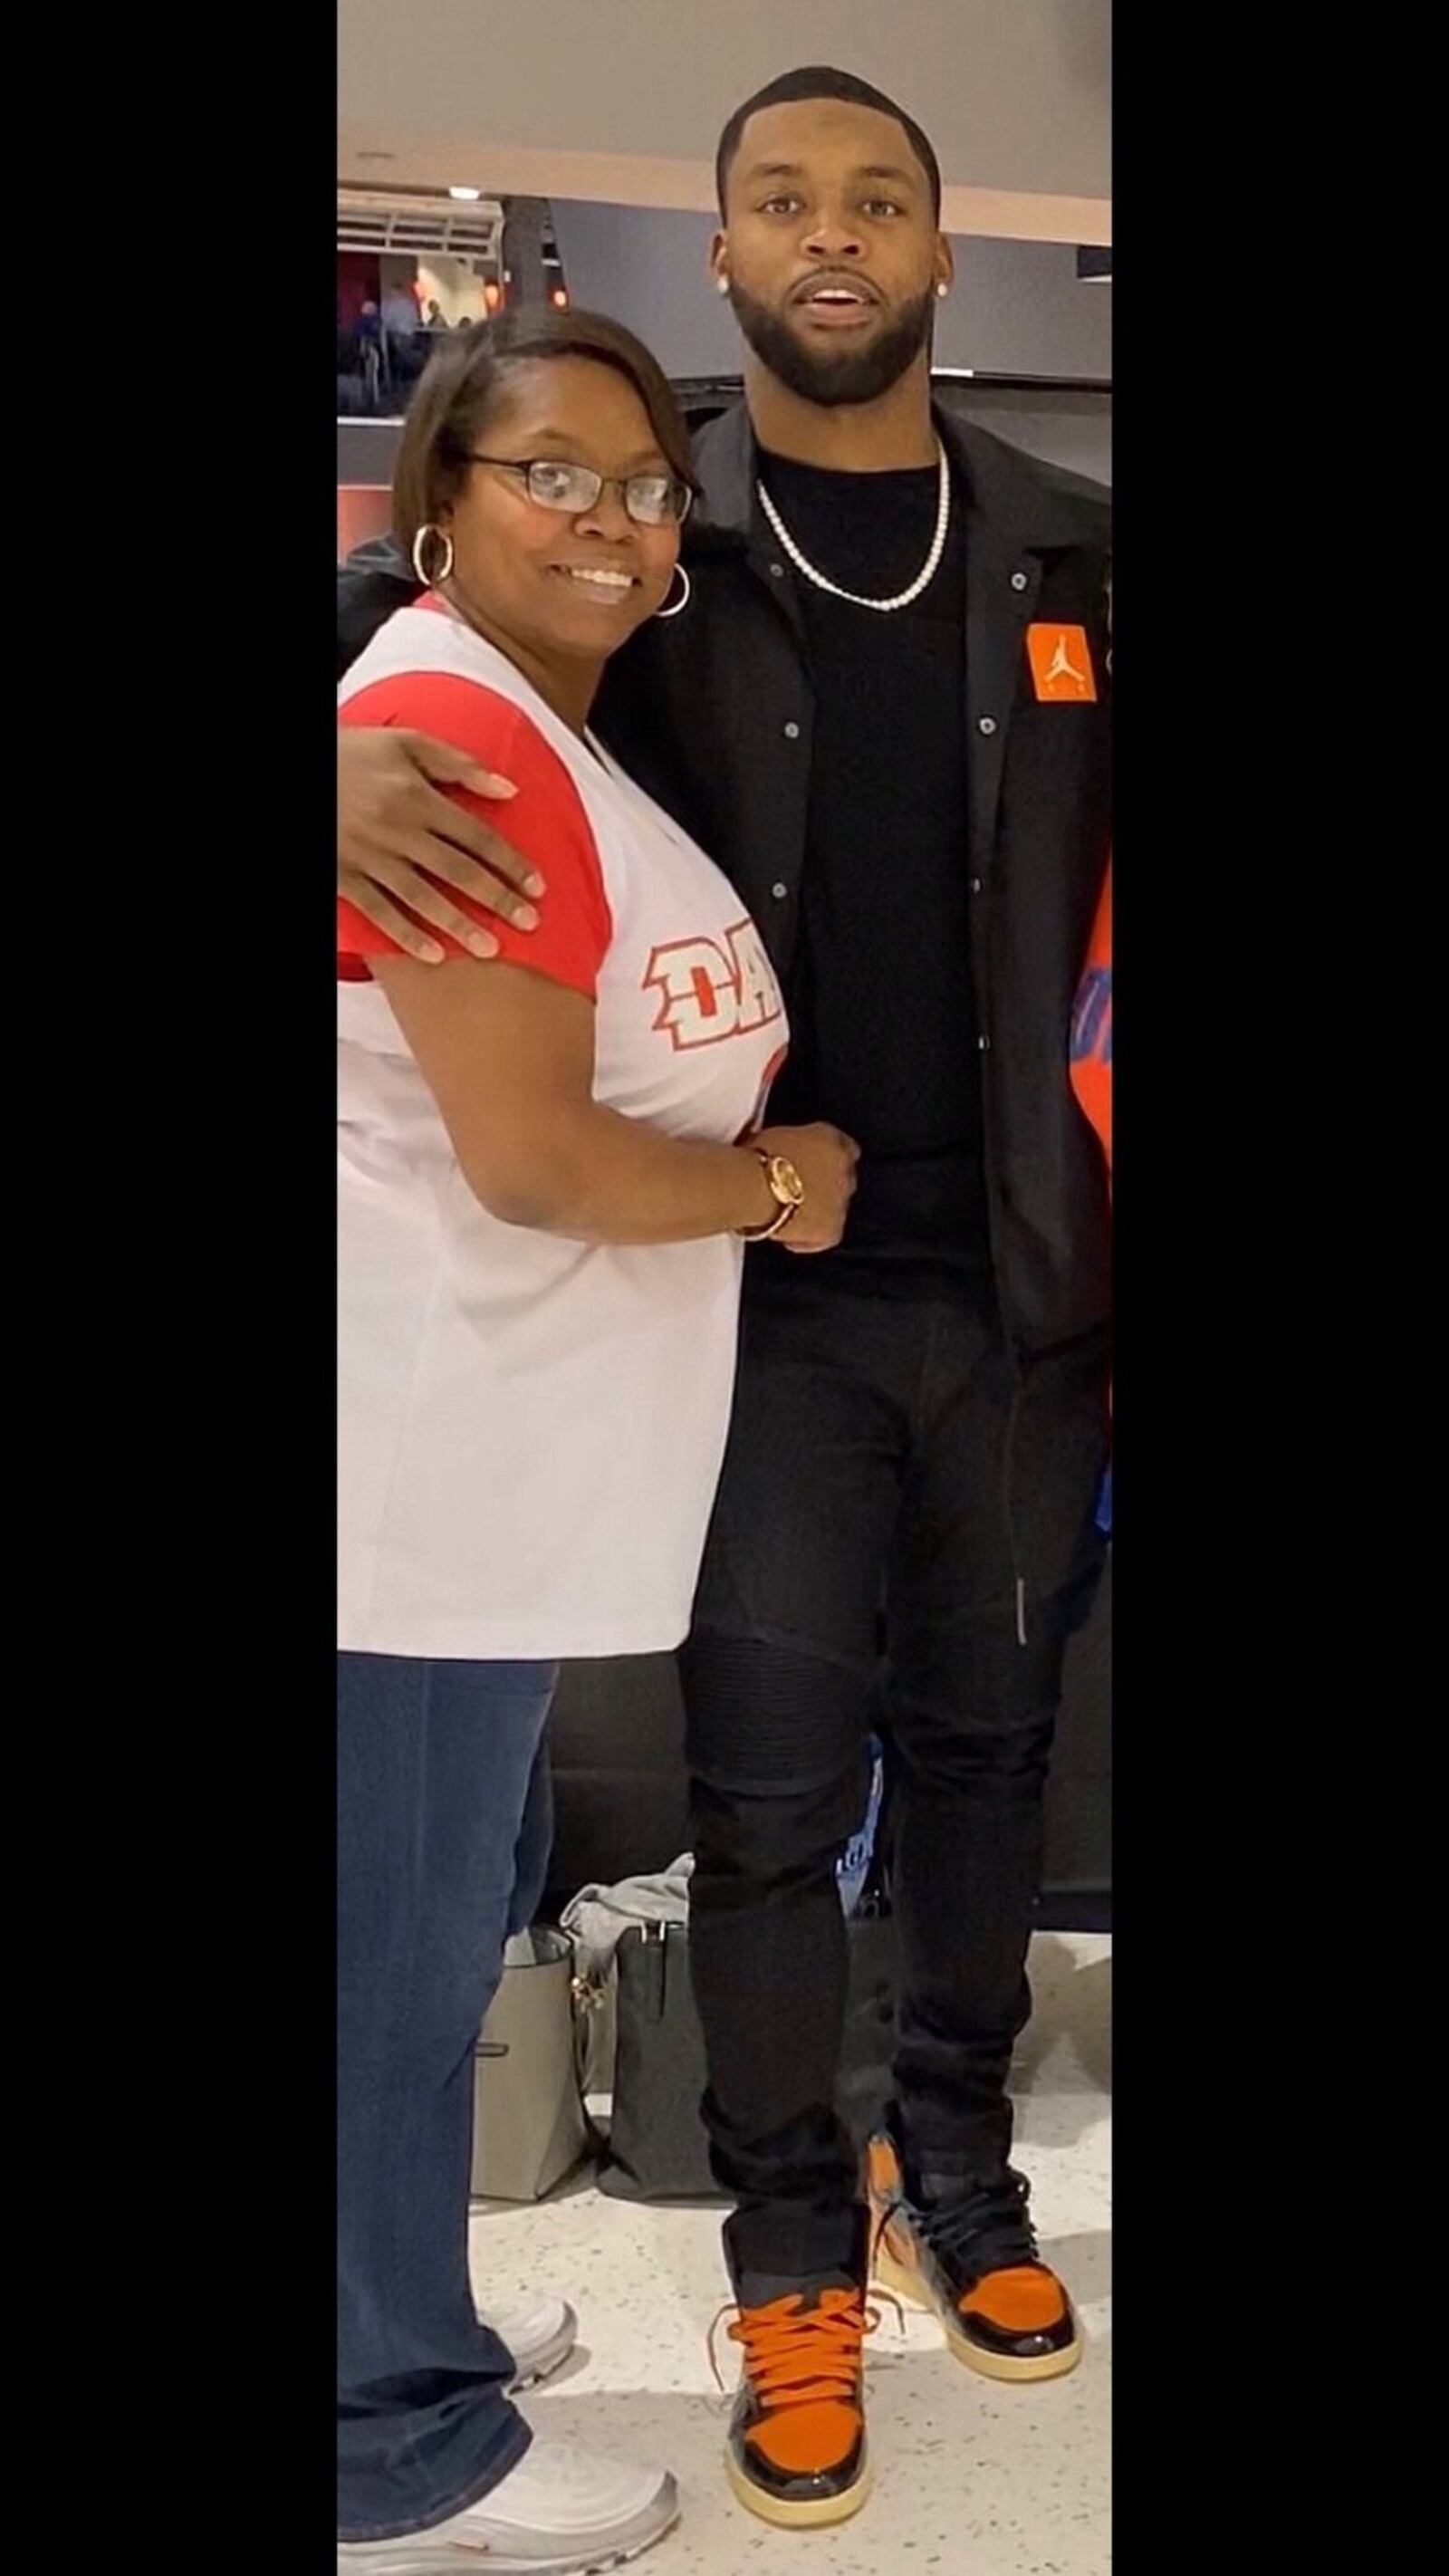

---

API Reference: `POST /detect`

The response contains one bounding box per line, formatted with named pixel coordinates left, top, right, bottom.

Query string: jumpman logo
left=1027, top=620, right=1099, bottom=704
left=1046, top=630, right=1089, bottom=691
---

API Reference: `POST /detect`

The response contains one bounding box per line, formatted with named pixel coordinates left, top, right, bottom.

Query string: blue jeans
left=337, top=1652, right=558, bottom=2542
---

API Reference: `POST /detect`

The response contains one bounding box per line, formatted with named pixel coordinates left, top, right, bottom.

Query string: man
left=349, top=296, right=385, bottom=409
left=380, top=273, right=422, bottom=361
left=337, top=66, right=1111, bottom=2536
left=381, top=274, right=420, bottom=333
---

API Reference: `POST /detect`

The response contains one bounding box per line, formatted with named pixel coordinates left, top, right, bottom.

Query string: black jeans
left=680, top=1271, right=1108, bottom=2287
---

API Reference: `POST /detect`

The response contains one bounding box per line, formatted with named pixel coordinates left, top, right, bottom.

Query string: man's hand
left=339, top=729, right=541, bottom=963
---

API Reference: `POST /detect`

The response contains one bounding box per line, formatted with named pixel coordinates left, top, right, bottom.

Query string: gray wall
left=941, top=237, right=1110, bottom=380
left=550, top=200, right=1110, bottom=384
left=549, top=203, right=741, bottom=377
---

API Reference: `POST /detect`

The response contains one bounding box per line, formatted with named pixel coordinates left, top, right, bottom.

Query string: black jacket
left=337, top=399, right=1111, bottom=1359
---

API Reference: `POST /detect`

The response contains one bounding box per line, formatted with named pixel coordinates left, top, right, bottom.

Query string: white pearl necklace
left=756, top=441, right=951, bottom=613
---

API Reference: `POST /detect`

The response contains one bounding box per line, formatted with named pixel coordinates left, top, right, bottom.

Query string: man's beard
left=726, top=279, right=936, bottom=409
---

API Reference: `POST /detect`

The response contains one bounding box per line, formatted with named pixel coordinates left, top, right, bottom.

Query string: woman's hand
left=752, top=1123, right=860, bottom=1253
left=370, top=958, right=841, bottom=1249
left=338, top=728, right=541, bottom=962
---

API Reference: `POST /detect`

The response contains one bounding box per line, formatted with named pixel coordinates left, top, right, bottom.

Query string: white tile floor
left=469, top=1930, right=1110, bottom=2576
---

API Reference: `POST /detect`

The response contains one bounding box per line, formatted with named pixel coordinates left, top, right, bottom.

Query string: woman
left=337, top=308, right=857, bottom=2574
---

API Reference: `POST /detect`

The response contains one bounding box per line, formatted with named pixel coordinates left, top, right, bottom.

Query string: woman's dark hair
left=715, top=65, right=942, bottom=221
left=392, top=304, right=697, bottom=551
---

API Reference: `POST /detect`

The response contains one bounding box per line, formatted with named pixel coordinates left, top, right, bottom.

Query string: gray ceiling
left=339, top=0, right=1111, bottom=242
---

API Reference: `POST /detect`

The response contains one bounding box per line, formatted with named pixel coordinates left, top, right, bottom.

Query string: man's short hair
left=715, top=65, right=942, bottom=222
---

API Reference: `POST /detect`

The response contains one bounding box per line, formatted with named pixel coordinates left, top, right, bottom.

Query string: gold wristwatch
left=736, top=1149, right=805, bottom=1242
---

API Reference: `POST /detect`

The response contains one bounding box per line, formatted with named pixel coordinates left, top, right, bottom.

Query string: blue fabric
left=337, top=1651, right=557, bottom=2542
left=837, top=1735, right=885, bottom=1914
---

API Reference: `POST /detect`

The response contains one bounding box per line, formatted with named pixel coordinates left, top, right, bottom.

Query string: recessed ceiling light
left=449, top=186, right=482, bottom=202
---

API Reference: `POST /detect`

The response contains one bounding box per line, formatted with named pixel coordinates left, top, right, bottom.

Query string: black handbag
left=599, top=1908, right=898, bottom=2203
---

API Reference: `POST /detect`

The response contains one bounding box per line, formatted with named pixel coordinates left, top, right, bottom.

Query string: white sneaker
left=484, top=2292, right=579, bottom=2390
left=338, top=2438, right=679, bottom=2572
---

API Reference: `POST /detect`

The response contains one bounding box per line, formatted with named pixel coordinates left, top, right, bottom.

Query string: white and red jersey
left=337, top=604, right=786, bottom=1659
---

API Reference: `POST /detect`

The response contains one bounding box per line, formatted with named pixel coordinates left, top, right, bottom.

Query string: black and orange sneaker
left=715, top=2282, right=874, bottom=2528
left=868, top=2132, right=1081, bottom=2384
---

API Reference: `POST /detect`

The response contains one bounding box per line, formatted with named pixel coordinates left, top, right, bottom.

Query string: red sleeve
left=337, top=671, right=612, bottom=995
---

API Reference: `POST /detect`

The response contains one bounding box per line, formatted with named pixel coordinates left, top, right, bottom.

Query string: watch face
left=769, top=1155, right=805, bottom=1207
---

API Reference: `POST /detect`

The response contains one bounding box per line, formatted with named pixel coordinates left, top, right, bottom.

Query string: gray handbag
left=470, top=1927, right=602, bottom=2203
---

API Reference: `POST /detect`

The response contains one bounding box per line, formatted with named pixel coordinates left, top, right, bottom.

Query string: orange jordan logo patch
left=1027, top=623, right=1098, bottom=703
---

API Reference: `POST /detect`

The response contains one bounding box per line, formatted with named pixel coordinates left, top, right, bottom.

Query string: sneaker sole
left=505, top=2314, right=579, bottom=2392
left=872, top=2240, right=1082, bottom=2384
left=338, top=2492, right=680, bottom=2574
left=724, top=2449, right=874, bottom=2532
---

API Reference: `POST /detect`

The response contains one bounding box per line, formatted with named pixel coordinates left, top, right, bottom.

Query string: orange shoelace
left=707, top=2288, right=900, bottom=2412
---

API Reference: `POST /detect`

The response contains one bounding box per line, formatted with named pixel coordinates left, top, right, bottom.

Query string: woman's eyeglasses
left=468, top=454, right=694, bottom=528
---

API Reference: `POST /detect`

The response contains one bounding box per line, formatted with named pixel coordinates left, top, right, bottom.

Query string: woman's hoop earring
left=411, top=524, right=455, bottom=587
left=654, top=563, right=692, bottom=621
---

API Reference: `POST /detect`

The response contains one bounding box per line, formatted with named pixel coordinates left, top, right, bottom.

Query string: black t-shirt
left=761, top=453, right=989, bottom=1284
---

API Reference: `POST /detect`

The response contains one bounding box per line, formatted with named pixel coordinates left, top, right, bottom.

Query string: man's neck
left=744, top=351, right=936, bottom=473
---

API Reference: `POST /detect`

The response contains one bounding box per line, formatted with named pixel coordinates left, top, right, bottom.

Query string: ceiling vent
left=338, top=191, right=504, bottom=261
